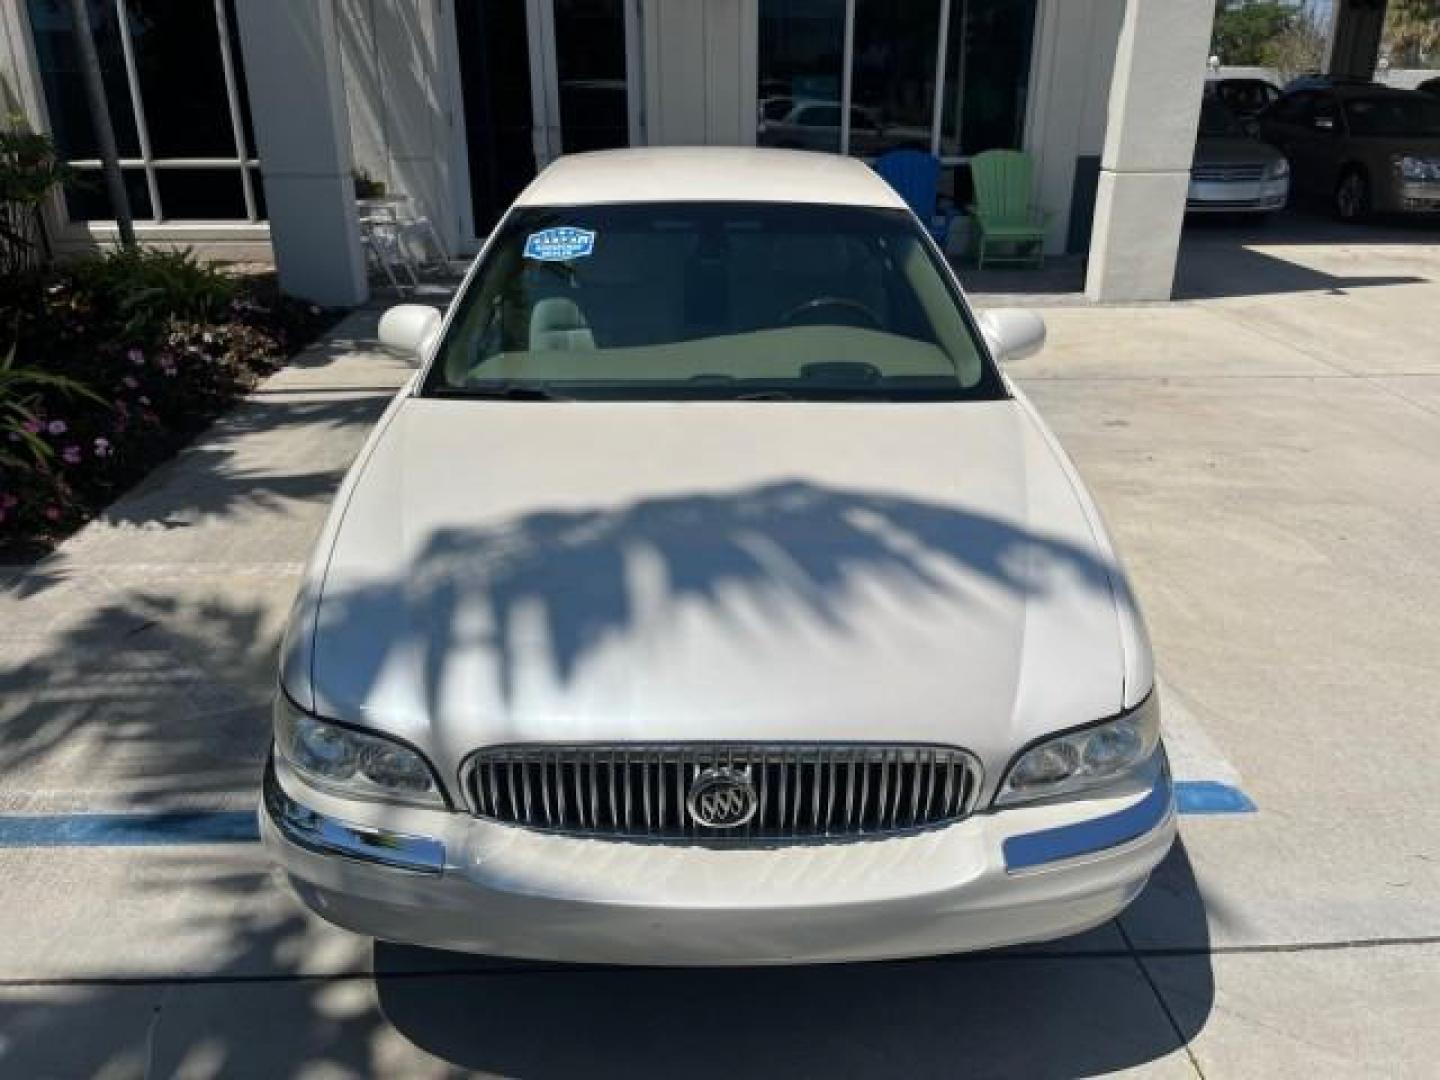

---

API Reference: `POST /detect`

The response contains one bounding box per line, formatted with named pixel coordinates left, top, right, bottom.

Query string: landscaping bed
left=1, top=248, right=339, bottom=561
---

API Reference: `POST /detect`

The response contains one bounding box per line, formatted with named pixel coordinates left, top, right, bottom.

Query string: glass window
left=1198, top=98, right=1244, bottom=139
left=1269, top=92, right=1314, bottom=126
left=553, top=0, right=631, bottom=154
left=1344, top=95, right=1440, bottom=137
left=757, top=0, right=847, bottom=154
left=425, top=202, right=1001, bottom=402
left=26, top=0, right=261, bottom=223
left=127, top=0, right=237, bottom=158
left=64, top=166, right=153, bottom=221
left=940, top=0, right=1037, bottom=157
left=155, top=168, right=247, bottom=220
left=25, top=0, right=140, bottom=159
left=222, top=0, right=258, bottom=157
left=757, top=0, right=1037, bottom=162
left=850, top=0, right=941, bottom=157
left=455, top=0, right=537, bottom=234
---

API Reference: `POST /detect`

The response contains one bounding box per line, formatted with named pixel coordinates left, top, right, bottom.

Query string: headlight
left=1262, top=158, right=1289, bottom=181
left=1394, top=155, right=1440, bottom=182
left=995, top=692, right=1161, bottom=807
left=274, top=694, right=446, bottom=808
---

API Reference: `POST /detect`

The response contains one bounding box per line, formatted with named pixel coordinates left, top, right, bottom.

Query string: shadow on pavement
left=1175, top=210, right=1436, bottom=300
left=374, top=842, right=1212, bottom=1078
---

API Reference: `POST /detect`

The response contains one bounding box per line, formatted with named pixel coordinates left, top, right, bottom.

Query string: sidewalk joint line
left=1117, top=918, right=1206, bottom=1078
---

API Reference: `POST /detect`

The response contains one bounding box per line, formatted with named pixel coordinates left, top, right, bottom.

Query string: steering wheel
left=779, top=296, right=883, bottom=330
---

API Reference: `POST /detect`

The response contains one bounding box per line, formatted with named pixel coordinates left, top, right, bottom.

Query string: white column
left=1085, top=0, right=1213, bottom=303
left=233, top=0, right=367, bottom=307
left=1327, top=0, right=1386, bottom=80
left=643, top=0, right=755, bottom=146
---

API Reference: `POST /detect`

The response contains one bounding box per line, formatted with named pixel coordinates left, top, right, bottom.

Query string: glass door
left=453, top=0, right=641, bottom=240
left=531, top=0, right=642, bottom=162
left=453, top=0, right=541, bottom=237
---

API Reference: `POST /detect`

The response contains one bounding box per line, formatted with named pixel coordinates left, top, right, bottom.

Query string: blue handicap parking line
left=0, top=782, right=1254, bottom=849
left=1173, top=780, right=1257, bottom=814
left=0, top=811, right=261, bottom=847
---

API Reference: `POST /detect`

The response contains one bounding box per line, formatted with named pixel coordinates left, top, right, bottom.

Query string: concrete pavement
left=1, top=219, right=1438, bottom=1076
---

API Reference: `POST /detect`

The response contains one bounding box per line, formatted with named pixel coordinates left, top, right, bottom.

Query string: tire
left=1334, top=168, right=1371, bottom=222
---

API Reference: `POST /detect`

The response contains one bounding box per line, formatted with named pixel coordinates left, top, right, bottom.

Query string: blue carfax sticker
left=524, top=226, right=596, bottom=261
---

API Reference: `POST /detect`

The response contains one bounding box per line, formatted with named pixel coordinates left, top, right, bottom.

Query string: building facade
left=2, top=0, right=1220, bottom=303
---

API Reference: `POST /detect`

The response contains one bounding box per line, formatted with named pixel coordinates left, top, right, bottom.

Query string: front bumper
left=1186, top=177, right=1289, bottom=213
left=1396, top=179, right=1440, bottom=213
left=261, top=753, right=1176, bottom=965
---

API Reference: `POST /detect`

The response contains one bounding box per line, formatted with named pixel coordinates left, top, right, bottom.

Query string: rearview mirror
left=978, top=308, right=1046, bottom=364
left=378, top=304, right=443, bottom=360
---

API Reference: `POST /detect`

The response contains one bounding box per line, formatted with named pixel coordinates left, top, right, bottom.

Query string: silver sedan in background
left=1189, top=95, right=1290, bottom=215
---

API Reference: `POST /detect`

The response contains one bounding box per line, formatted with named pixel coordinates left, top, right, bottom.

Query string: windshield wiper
left=435, top=385, right=569, bottom=402
left=736, top=389, right=797, bottom=401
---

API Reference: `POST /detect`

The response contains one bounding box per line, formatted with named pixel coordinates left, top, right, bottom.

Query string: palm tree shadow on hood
left=306, top=479, right=1138, bottom=717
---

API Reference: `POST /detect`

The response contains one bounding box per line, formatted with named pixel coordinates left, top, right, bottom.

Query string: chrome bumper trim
left=262, top=759, right=446, bottom=875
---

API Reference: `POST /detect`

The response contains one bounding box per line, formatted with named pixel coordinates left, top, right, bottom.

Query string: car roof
left=1331, top=83, right=1429, bottom=100
left=513, top=147, right=909, bottom=210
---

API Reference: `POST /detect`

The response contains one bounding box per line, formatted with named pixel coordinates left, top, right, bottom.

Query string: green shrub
left=61, top=247, right=238, bottom=336
left=0, top=119, right=71, bottom=274
left=0, top=250, right=334, bottom=554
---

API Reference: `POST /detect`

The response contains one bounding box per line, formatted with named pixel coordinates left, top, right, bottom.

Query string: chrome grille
left=463, top=744, right=981, bottom=841
left=1192, top=163, right=1267, bottom=182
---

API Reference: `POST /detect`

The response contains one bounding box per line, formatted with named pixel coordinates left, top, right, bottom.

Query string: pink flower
left=44, top=506, right=62, bottom=522
left=122, top=376, right=139, bottom=390
left=93, top=437, right=113, bottom=458
left=22, top=418, right=42, bottom=435
left=128, top=348, right=145, bottom=366
left=158, top=355, right=177, bottom=376
left=62, top=445, right=82, bottom=465
left=138, top=396, right=151, bottom=406
left=47, top=420, right=67, bottom=436
left=0, top=493, right=17, bottom=510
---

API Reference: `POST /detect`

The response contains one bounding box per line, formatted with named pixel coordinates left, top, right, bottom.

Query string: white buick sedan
left=262, top=148, right=1175, bottom=964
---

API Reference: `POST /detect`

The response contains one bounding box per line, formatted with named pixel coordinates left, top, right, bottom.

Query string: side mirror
left=378, top=304, right=442, bottom=360
left=978, top=308, right=1046, bottom=364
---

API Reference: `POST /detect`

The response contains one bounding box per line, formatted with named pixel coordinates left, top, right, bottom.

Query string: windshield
left=425, top=202, right=1003, bottom=402
left=1198, top=97, right=1245, bottom=137
left=1344, top=94, right=1440, bottom=136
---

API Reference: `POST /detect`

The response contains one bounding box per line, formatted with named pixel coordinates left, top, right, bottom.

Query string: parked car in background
left=261, top=147, right=1175, bottom=966
left=1281, top=73, right=1377, bottom=93
left=757, top=100, right=888, bottom=156
left=1417, top=76, right=1440, bottom=100
left=1188, top=96, right=1289, bottom=214
left=1260, top=84, right=1440, bottom=219
left=1205, top=77, right=1280, bottom=121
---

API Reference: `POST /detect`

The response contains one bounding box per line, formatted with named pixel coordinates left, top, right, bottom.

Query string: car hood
left=1193, top=136, right=1284, bottom=167
left=289, top=398, right=1144, bottom=792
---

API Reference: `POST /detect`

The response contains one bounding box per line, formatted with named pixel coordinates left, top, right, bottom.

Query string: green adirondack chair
left=968, top=150, right=1048, bottom=268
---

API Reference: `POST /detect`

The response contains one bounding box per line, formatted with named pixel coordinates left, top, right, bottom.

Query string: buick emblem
left=687, top=768, right=758, bottom=829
